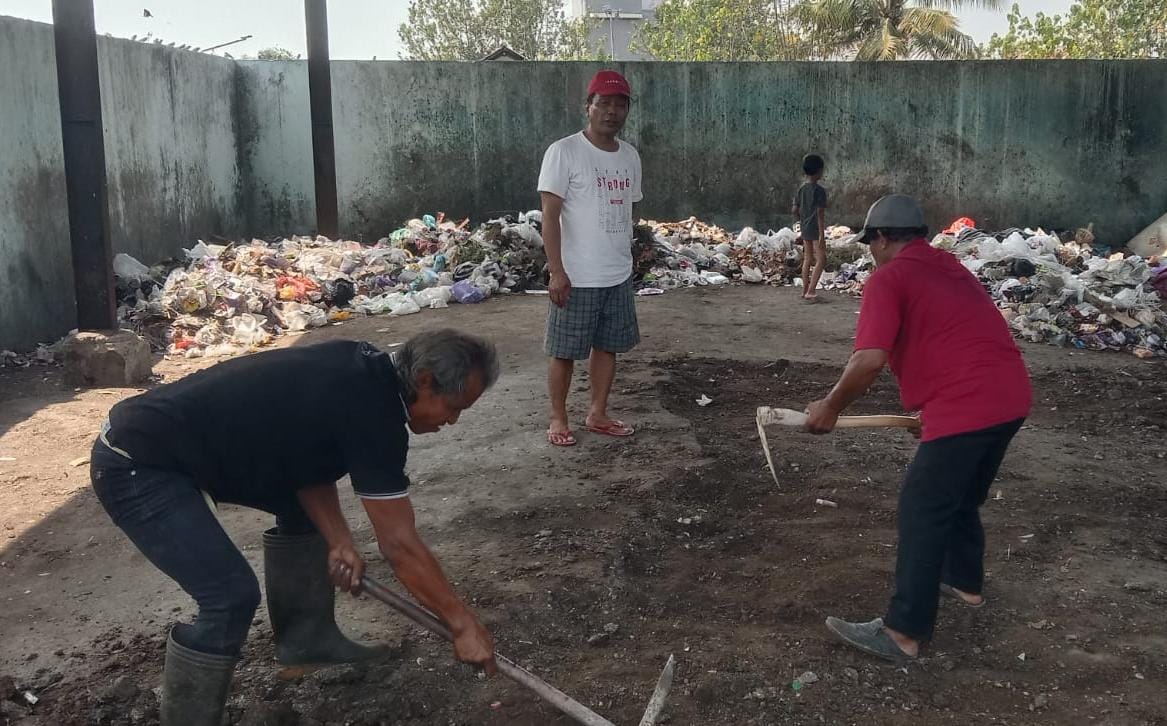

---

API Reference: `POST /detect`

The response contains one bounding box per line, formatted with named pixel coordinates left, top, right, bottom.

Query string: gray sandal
left=940, top=583, right=985, bottom=608
left=825, top=617, right=916, bottom=664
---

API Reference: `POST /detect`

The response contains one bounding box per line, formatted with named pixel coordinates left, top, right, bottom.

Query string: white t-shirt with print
left=537, top=132, right=643, bottom=288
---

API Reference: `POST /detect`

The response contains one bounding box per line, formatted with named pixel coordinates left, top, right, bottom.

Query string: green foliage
left=256, top=47, right=295, bottom=61
left=635, top=0, right=809, bottom=61
left=398, top=0, right=606, bottom=60
left=791, top=0, right=1002, bottom=60
left=985, top=0, right=1167, bottom=59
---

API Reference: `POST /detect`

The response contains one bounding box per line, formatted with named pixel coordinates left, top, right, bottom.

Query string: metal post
left=52, top=0, right=116, bottom=330
left=305, top=0, right=339, bottom=239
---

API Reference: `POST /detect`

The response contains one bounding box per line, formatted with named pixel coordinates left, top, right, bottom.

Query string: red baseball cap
left=587, top=70, right=632, bottom=98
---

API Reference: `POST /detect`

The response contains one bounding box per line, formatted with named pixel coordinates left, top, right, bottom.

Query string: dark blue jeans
left=884, top=418, right=1024, bottom=642
left=90, top=439, right=313, bottom=656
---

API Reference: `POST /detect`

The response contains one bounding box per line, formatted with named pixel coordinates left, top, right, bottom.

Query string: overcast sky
left=0, top=1, right=1077, bottom=59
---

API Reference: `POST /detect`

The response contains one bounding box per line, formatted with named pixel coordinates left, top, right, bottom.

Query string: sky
left=0, top=1, right=1078, bottom=59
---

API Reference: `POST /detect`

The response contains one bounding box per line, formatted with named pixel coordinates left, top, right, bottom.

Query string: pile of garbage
left=933, top=222, right=1166, bottom=359
left=112, top=212, right=821, bottom=357
left=114, top=212, right=549, bottom=357
left=107, top=206, right=1164, bottom=362
left=636, top=218, right=860, bottom=290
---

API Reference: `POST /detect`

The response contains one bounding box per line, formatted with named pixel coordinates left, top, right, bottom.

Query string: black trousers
left=883, top=418, right=1024, bottom=641
left=90, top=440, right=315, bottom=655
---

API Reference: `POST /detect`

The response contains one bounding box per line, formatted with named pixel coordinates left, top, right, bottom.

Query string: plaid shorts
left=544, top=276, right=640, bottom=360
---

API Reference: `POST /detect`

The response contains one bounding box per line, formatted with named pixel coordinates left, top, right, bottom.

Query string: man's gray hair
left=395, top=329, right=500, bottom=403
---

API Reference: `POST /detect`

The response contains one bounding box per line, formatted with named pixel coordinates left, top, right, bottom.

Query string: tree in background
left=398, top=0, right=605, bottom=60
left=256, top=47, right=296, bottom=60
left=791, top=0, right=1002, bottom=60
left=635, top=0, right=808, bottom=61
left=985, top=0, right=1166, bottom=59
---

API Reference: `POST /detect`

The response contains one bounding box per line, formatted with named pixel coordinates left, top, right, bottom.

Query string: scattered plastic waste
left=932, top=223, right=1166, bottom=359
left=103, top=208, right=1164, bottom=363
left=113, top=212, right=550, bottom=357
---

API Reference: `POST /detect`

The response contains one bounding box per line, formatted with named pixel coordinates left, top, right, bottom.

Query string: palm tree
left=791, top=0, right=1003, bottom=60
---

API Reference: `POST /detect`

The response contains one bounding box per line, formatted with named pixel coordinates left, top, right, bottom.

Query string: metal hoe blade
left=756, top=406, right=921, bottom=487
left=361, top=575, right=676, bottom=726
left=756, top=407, right=781, bottom=487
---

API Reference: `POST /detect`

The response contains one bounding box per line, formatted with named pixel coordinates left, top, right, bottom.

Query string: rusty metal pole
left=305, top=0, right=339, bottom=239
left=52, top=0, right=116, bottom=330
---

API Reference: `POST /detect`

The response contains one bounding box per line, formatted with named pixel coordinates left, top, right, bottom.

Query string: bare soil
left=2, top=286, right=1165, bottom=725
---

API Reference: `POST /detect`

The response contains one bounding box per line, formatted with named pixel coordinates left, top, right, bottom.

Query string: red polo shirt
left=854, top=239, right=1032, bottom=441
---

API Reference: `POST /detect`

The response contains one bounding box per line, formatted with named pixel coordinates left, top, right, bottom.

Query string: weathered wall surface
left=235, top=61, right=315, bottom=237
left=4, top=14, right=1166, bottom=350
left=0, top=18, right=75, bottom=351
left=332, top=61, right=1167, bottom=242
left=1, top=17, right=288, bottom=349
left=97, top=37, right=245, bottom=264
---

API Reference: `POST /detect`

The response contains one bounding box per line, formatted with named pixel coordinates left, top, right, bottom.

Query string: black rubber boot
left=263, top=528, right=385, bottom=665
left=160, top=631, right=237, bottom=726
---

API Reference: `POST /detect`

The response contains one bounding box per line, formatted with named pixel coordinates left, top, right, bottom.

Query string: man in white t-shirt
left=537, top=69, right=643, bottom=447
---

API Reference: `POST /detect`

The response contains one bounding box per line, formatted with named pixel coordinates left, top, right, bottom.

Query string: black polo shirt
left=106, top=340, right=411, bottom=504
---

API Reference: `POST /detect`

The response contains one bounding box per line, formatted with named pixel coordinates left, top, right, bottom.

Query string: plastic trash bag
left=735, top=227, right=759, bottom=249
left=185, top=241, right=224, bottom=262
left=389, top=299, right=421, bottom=316
left=1112, top=287, right=1140, bottom=310
left=323, top=279, right=356, bottom=307
left=415, top=286, right=452, bottom=309
left=227, top=313, right=271, bottom=347
left=275, top=302, right=327, bottom=331
left=511, top=222, right=543, bottom=248
left=451, top=280, right=487, bottom=304
left=113, top=253, right=151, bottom=281
left=1127, top=211, right=1167, bottom=258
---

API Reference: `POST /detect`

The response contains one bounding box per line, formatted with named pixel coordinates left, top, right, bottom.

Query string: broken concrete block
left=62, top=330, right=153, bottom=387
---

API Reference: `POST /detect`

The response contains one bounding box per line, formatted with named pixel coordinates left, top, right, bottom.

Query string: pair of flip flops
left=546, top=420, right=635, bottom=447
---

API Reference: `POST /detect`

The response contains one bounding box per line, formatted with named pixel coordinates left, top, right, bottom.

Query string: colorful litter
left=102, top=211, right=1167, bottom=361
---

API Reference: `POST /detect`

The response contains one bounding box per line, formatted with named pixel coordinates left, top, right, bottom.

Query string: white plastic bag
left=389, top=299, right=421, bottom=316
left=113, top=253, right=151, bottom=281
left=741, top=266, right=764, bottom=283
left=227, top=313, right=271, bottom=347
left=415, top=286, right=452, bottom=309
left=734, top=227, right=759, bottom=249
left=1128, top=212, right=1167, bottom=258
left=185, top=241, right=225, bottom=262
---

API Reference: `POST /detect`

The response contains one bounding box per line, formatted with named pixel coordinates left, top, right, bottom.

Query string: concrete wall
left=0, top=17, right=74, bottom=352
left=97, top=37, right=247, bottom=264
left=333, top=61, right=1167, bottom=243
left=0, top=17, right=315, bottom=349
left=235, top=61, right=315, bottom=237
left=4, top=14, right=1167, bottom=349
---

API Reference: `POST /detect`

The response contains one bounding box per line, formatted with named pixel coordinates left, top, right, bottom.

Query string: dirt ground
left=1, top=285, right=1165, bottom=725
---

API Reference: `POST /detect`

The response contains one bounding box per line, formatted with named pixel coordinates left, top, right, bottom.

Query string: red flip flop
left=584, top=420, right=635, bottom=437
left=547, top=429, right=577, bottom=447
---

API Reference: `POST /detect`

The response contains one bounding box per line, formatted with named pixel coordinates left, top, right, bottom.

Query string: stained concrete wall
left=0, top=17, right=74, bottom=352
left=333, top=61, right=1167, bottom=243
left=97, top=38, right=246, bottom=264
left=4, top=16, right=1167, bottom=349
left=0, top=17, right=314, bottom=350
left=235, top=61, right=315, bottom=237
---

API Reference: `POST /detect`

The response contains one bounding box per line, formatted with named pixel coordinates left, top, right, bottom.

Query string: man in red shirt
left=804, top=194, right=1032, bottom=663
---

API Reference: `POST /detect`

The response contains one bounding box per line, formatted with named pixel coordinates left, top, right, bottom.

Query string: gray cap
left=854, top=194, right=926, bottom=244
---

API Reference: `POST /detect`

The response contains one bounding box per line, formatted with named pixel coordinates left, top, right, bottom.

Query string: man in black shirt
left=91, top=329, right=500, bottom=725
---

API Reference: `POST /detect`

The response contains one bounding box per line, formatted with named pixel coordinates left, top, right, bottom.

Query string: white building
left=570, top=0, right=662, bottom=60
